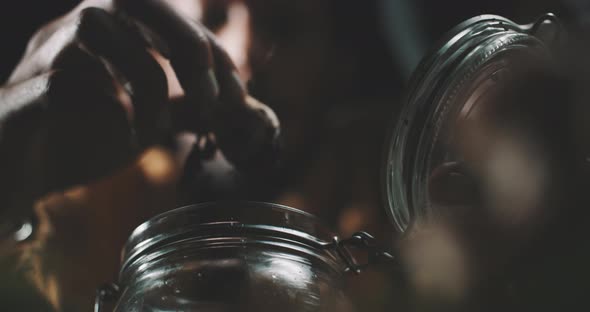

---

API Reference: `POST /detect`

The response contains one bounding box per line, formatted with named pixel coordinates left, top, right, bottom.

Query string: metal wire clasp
left=525, top=13, right=564, bottom=45
left=94, top=283, right=120, bottom=312
left=333, top=232, right=396, bottom=274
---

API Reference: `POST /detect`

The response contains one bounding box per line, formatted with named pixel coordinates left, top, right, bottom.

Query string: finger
left=205, top=31, right=279, bottom=134
left=214, top=95, right=281, bottom=171
left=203, top=29, right=245, bottom=104
left=136, top=17, right=242, bottom=133
left=77, top=7, right=170, bottom=147
left=120, top=0, right=219, bottom=121
left=121, top=0, right=280, bottom=169
left=167, top=28, right=280, bottom=170
left=205, top=34, right=281, bottom=170
left=47, top=45, right=136, bottom=195
left=165, top=31, right=245, bottom=130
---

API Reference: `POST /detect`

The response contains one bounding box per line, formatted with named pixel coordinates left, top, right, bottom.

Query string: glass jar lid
left=383, top=14, right=562, bottom=233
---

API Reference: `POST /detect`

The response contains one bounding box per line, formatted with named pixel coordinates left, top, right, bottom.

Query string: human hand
left=0, top=0, right=279, bottom=235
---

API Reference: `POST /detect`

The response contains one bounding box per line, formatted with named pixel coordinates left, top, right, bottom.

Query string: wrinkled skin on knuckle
left=8, top=0, right=117, bottom=84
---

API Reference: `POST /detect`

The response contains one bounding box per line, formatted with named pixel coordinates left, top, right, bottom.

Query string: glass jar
left=96, top=13, right=563, bottom=312
left=95, top=202, right=392, bottom=312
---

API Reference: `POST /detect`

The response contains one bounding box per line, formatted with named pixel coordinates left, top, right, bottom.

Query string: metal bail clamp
left=332, top=231, right=396, bottom=274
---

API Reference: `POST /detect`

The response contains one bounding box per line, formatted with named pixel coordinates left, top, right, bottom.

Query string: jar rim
left=382, top=14, right=555, bottom=234
left=120, top=201, right=338, bottom=279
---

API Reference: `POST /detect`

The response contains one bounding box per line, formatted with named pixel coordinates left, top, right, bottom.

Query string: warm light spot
left=45, top=275, right=62, bottom=312
left=485, top=134, right=546, bottom=227
left=403, top=225, right=469, bottom=302
left=339, top=206, right=367, bottom=237
left=139, top=148, right=179, bottom=186
left=63, top=185, right=89, bottom=201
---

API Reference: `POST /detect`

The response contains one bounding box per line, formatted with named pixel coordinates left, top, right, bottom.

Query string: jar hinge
left=94, top=283, right=120, bottom=312
left=332, top=231, right=396, bottom=274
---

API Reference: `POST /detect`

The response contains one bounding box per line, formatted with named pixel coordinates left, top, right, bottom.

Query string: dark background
left=1, top=0, right=582, bottom=83
left=1, top=0, right=589, bottom=311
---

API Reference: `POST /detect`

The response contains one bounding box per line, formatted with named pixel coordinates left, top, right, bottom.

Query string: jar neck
left=119, top=224, right=347, bottom=286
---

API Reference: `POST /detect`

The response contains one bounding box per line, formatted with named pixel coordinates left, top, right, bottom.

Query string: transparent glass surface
left=114, top=247, right=352, bottom=312
left=100, top=202, right=354, bottom=312
left=384, top=14, right=553, bottom=233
